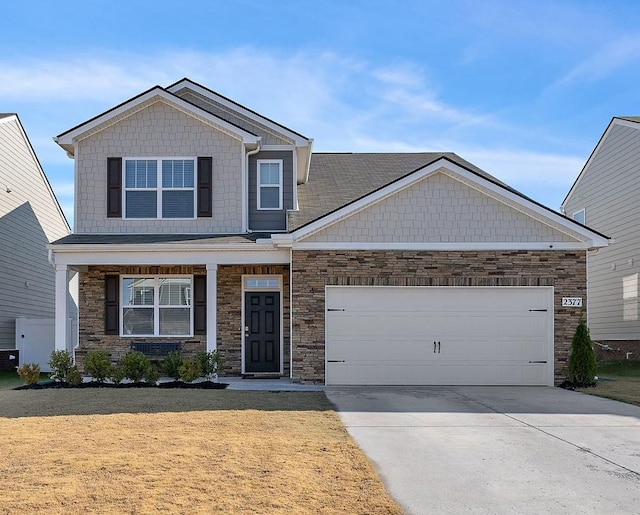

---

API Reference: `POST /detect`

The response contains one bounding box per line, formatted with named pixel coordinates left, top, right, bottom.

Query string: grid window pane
left=259, top=163, right=280, bottom=185
left=162, top=160, right=194, bottom=188
left=159, top=278, right=191, bottom=306
left=123, top=278, right=155, bottom=306
left=159, top=308, right=190, bottom=335
left=162, top=191, right=194, bottom=218
left=123, top=308, right=154, bottom=335
left=125, top=160, right=157, bottom=188
left=126, top=191, right=157, bottom=218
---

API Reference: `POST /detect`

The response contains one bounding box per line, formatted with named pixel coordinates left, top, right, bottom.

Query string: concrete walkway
left=326, top=386, right=640, bottom=514
left=222, top=377, right=324, bottom=391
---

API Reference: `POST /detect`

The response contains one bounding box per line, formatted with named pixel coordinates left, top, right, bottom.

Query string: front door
left=244, top=291, right=280, bottom=373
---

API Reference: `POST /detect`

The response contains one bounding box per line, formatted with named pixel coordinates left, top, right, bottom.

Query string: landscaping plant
left=178, top=358, right=203, bottom=383
left=110, top=364, right=126, bottom=385
left=144, top=364, right=160, bottom=385
left=84, top=350, right=112, bottom=383
left=163, top=351, right=183, bottom=380
left=16, top=363, right=41, bottom=385
left=120, top=351, right=151, bottom=383
left=66, top=366, right=83, bottom=386
left=48, top=350, right=74, bottom=382
left=567, top=314, right=597, bottom=386
left=196, top=350, right=224, bottom=380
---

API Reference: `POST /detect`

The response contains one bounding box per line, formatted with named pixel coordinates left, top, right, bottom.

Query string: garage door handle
left=528, top=360, right=547, bottom=363
left=529, top=309, right=548, bottom=312
left=327, top=360, right=346, bottom=363
left=327, top=308, right=345, bottom=312
left=433, top=341, right=441, bottom=353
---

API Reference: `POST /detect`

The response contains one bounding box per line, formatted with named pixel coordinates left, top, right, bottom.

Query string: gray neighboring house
left=562, top=117, right=640, bottom=360
left=49, top=79, right=608, bottom=385
left=0, top=114, right=74, bottom=367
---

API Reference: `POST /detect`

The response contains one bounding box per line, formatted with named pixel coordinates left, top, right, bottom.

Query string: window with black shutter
left=107, top=158, right=122, bottom=218
left=193, top=275, right=207, bottom=334
left=197, top=157, right=213, bottom=218
left=105, top=275, right=120, bottom=334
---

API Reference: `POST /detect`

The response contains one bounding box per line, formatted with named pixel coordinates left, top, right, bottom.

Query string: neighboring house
left=562, top=117, right=640, bottom=360
left=49, top=79, right=609, bottom=386
left=0, top=114, right=74, bottom=367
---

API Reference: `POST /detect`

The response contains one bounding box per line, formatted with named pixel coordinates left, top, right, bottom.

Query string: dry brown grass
left=0, top=389, right=401, bottom=514
left=577, top=377, right=640, bottom=406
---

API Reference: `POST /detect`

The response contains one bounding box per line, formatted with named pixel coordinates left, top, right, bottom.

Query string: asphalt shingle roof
left=289, top=152, right=512, bottom=231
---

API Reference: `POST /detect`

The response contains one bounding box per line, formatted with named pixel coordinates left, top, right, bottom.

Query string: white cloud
left=552, top=35, right=640, bottom=88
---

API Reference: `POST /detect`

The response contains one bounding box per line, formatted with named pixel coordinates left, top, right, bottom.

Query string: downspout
left=245, top=140, right=262, bottom=232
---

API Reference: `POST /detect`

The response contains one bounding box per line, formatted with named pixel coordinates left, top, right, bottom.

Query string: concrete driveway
left=325, top=386, right=640, bottom=514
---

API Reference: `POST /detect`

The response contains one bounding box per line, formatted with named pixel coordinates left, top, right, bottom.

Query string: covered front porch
left=49, top=236, right=291, bottom=377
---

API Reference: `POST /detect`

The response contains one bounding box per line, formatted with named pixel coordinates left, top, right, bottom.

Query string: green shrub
left=196, top=350, right=224, bottom=380
left=17, top=363, right=41, bottom=385
left=120, top=351, right=151, bottom=383
left=567, top=315, right=597, bottom=386
left=178, top=358, right=202, bottom=383
left=66, top=366, right=83, bottom=386
left=110, top=365, right=126, bottom=385
left=84, top=350, right=112, bottom=383
left=163, top=351, right=183, bottom=380
left=144, top=364, right=160, bottom=385
left=48, top=350, right=74, bottom=382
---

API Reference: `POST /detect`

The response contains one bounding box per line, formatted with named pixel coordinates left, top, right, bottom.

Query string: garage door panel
left=325, top=286, right=553, bottom=386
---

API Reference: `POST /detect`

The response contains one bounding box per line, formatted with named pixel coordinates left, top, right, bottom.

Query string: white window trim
left=123, top=157, right=197, bottom=220
left=257, top=159, right=283, bottom=211
left=120, top=275, right=193, bottom=337
left=573, top=208, right=586, bottom=225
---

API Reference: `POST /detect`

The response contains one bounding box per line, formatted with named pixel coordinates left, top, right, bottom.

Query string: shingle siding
left=75, top=100, right=244, bottom=234
left=564, top=122, right=640, bottom=340
left=303, top=172, right=581, bottom=243
left=291, top=250, right=586, bottom=384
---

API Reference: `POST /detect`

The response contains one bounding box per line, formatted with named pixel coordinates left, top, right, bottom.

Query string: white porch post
left=206, top=263, right=218, bottom=352
left=54, top=264, right=68, bottom=352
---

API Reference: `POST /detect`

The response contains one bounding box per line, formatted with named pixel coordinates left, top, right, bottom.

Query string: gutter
left=245, top=140, right=262, bottom=232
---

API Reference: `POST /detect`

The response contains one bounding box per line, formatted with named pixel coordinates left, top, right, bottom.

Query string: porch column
left=54, top=264, right=68, bottom=352
left=206, top=263, right=218, bottom=352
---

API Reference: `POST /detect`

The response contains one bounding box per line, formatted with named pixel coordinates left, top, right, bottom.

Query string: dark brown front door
left=244, top=292, right=280, bottom=373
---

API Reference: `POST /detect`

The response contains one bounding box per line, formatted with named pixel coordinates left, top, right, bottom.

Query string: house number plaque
left=561, top=297, right=583, bottom=307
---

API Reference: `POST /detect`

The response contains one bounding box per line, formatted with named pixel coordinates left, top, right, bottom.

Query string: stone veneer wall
left=291, top=250, right=586, bottom=384
left=77, top=265, right=206, bottom=371
left=78, top=264, right=291, bottom=376
left=217, top=265, right=290, bottom=376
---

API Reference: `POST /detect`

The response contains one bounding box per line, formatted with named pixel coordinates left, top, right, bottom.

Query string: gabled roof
left=562, top=116, right=640, bottom=209
left=0, top=114, right=70, bottom=233
left=281, top=152, right=609, bottom=249
left=55, top=86, right=261, bottom=156
left=166, top=78, right=312, bottom=146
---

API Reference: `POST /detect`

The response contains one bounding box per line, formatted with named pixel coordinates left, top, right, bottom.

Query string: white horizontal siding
left=0, top=117, right=71, bottom=348
left=564, top=122, right=640, bottom=340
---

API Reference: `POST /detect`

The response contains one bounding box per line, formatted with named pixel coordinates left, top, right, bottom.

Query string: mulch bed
left=14, top=380, right=228, bottom=390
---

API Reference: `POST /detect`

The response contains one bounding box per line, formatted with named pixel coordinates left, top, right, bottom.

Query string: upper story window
left=573, top=208, right=585, bottom=225
left=124, top=158, right=195, bottom=219
left=257, top=159, right=283, bottom=210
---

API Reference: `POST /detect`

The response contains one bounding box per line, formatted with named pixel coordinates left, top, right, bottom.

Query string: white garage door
left=325, top=286, right=554, bottom=386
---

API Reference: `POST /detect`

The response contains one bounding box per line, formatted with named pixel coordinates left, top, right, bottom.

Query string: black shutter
left=105, top=275, right=119, bottom=334
left=197, top=157, right=213, bottom=217
left=193, top=275, right=207, bottom=334
left=107, top=158, right=122, bottom=218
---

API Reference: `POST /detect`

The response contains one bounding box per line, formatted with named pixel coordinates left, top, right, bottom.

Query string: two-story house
left=562, top=117, right=640, bottom=360
left=0, top=113, right=74, bottom=370
left=50, top=79, right=608, bottom=385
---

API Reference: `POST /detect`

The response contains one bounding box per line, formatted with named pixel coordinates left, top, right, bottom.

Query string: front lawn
left=577, top=360, right=640, bottom=406
left=0, top=389, right=401, bottom=514
left=0, top=370, right=49, bottom=390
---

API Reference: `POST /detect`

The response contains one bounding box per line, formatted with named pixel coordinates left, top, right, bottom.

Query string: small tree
left=567, top=314, right=597, bottom=386
left=48, top=350, right=74, bottom=383
left=84, top=350, right=112, bottom=383
left=120, top=351, right=151, bottom=383
left=17, top=363, right=41, bottom=385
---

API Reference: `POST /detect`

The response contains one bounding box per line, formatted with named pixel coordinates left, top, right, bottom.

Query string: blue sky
left=3, top=0, right=640, bottom=228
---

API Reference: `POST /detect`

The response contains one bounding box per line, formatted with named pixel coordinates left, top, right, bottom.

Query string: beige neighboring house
left=0, top=114, right=75, bottom=370
left=562, top=117, right=640, bottom=360
left=49, top=79, right=609, bottom=386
